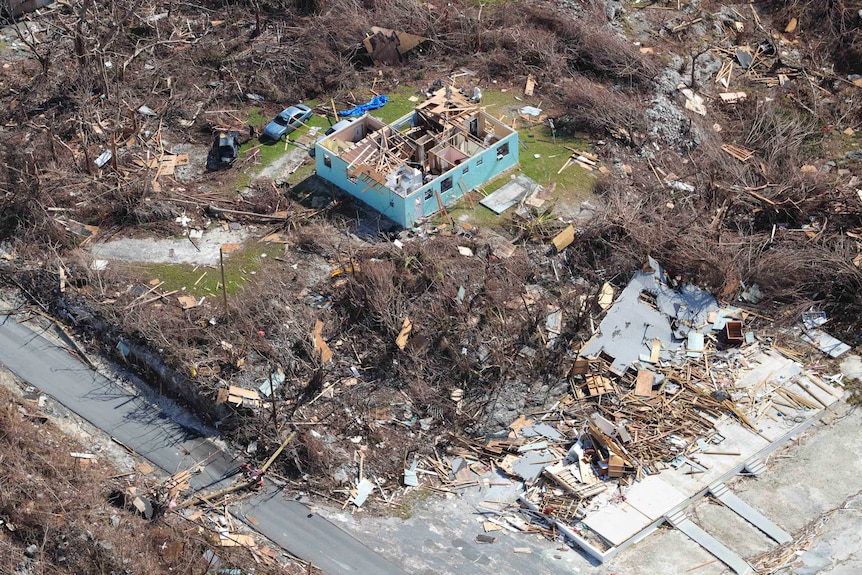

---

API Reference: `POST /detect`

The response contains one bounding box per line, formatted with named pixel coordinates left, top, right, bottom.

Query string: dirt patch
left=256, top=142, right=315, bottom=185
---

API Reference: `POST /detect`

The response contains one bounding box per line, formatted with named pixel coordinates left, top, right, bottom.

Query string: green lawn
left=444, top=88, right=596, bottom=227
left=370, top=85, right=423, bottom=124
left=232, top=85, right=596, bottom=227
left=142, top=241, right=281, bottom=298
left=231, top=104, right=334, bottom=188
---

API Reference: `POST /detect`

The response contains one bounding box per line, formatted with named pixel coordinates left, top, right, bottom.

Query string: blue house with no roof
left=314, top=89, right=519, bottom=228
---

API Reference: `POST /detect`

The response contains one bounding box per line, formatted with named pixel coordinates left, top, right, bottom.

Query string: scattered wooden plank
left=672, top=17, right=703, bottom=33
left=718, top=91, right=747, bottom=104
left=312, top=320, right=333, bottom=363
left=650, top=339, right=662, bottom=362
left=524, top=74, right=536, bottom=97
left=721, top=143, right=754, bottom=162
left=551, top=225, right=575, bottom=252
left=395, top=317, right=413, bottom=350
left=177, top=295, right=198, bottom=309
left=635, top=370, right=655, bottom=397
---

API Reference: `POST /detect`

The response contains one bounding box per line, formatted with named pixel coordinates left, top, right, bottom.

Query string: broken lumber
left=721, top=143, right=754, bottom=162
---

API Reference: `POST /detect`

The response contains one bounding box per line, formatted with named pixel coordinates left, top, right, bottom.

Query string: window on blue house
left=441, top=177, right=453, bottom=192
left=476, top=158, right=483, bottom=166
left=496, top=143, right=509, bottom=160
left=424, top=188, right=434, bottom=200
left=462, top=165, right=469, bottom=174
left=323, top=155, right=331, bottom=168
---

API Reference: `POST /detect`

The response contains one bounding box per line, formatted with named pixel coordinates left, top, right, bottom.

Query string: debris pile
left=385, top=259, right=847, bottom=552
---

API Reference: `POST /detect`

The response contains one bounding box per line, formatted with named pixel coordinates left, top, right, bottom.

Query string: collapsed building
left=433, top=259, right=847, bottom=575
left=314, top=87, right=519, bottom=227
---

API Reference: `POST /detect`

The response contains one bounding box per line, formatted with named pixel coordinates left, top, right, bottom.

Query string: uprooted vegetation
left=6, top=230, right=591, bottom=491
left=0, top=383, right=303, bottom=574
left=1, top=0, right=862, bottom=515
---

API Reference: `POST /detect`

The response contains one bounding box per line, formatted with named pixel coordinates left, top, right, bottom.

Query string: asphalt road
left=0, top=313, right=405, bottom=575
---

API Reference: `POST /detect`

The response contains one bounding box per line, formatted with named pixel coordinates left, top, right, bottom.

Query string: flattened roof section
left=581, top=257, right=720, bottom=373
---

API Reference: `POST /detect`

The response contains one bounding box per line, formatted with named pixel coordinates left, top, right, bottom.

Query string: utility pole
left=219, top=245, right=228, bottom=319
left=174, top=431, right=297, bottom=510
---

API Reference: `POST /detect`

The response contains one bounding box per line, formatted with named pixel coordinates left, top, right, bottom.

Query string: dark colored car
left=206, top=131, right=241, bottom=171
left=262, top=104, right=313, bottom=141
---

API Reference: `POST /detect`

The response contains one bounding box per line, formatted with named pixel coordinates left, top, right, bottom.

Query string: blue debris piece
left=339, top=95, right=389, bottom=117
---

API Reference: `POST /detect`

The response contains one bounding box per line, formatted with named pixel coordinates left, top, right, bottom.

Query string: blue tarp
left=338, top=95, right=389, bottom=117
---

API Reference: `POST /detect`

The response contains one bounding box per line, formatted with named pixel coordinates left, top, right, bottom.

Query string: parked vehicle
left=262, top=104, right=313, bottom=141
left=206, top=131, right=241, bottom=171
left=309, top=118, right=354, bottom=157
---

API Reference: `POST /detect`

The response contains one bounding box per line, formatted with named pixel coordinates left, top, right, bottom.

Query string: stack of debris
left=419, top=258, right=847, bottom=553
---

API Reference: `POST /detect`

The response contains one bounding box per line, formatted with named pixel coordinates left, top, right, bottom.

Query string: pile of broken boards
left=431, top=258, right=845, bottom=550
left=118, top=467, right=276, bottom=563
left=179, top=506, right=277, bottom=562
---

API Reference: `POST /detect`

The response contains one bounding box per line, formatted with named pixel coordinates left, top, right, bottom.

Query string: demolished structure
left=426, top=259, right=846, bottom=574
left=315, top=87, right=519, bottom=227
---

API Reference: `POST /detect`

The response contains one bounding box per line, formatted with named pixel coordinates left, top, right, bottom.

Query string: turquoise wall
left=315, top=147, right=407, bottom=223
left=406, top=132, right=519, bottom=226
left=315, top=115, right=519, bottom=228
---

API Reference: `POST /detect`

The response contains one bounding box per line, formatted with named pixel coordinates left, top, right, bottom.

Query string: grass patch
left=438, top=88, right=596, bottom=227
left=480, top=88, right=594, bottom=192
left=518, top=125, right=594, bottom=192
left=232, top=103, right=332, bottom=188
left=143, top=241, right=280, bottom=298
left=448, top=197, right=501, bottom=227
left=287, top=160, right=318, bottom=186
left=247, top=107, right=268, bottom=127
left=394, top=487, right=433, bottom=520
left=369, top=84, right=422, bottom=124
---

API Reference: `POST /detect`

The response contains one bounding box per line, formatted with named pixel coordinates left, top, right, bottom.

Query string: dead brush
left=0, top=386, right=298, bottom=574
left=758, top=0, right=862, bottom=74
left=466, top=1, right=657, bottom=86
left=555, top=76, right=648, bottom=141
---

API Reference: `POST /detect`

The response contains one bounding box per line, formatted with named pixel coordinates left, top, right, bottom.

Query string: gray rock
left=24, top=544, right=38, bottom=558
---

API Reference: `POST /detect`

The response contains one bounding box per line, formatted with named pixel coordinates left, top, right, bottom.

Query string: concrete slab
left=318, top=403, right=862, bottom=575
left=624, top=475, right=688, bottom=520
left=666, top=511, right=753, bottom=575
left=658, top=418, right=770, bottom=497
left=734, top=404, right=862, bottom=534
left=709, top=482, right=792, bottom=544
left=791, top=493, right=862, bottom=575
left=611, top=527, right=727, bottom=575
left=91, top=226, right=249, bottom=265
left=690, top=499, right=775, bottom=559
left=583, top=503, right=652, bottom=546
left=840, top=354, right=862, bottom=382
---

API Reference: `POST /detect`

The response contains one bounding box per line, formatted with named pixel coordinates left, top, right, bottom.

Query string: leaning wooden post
left=219, top=245, right=228, bottom=319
